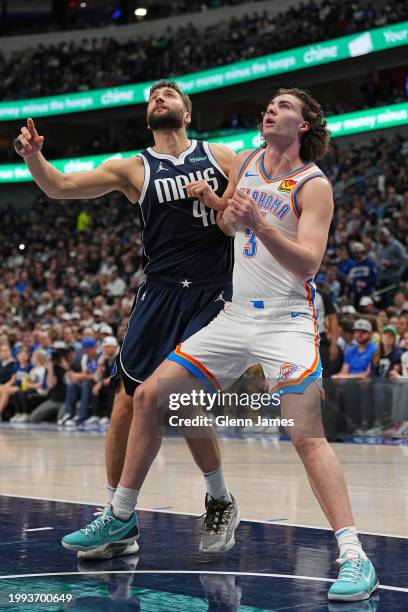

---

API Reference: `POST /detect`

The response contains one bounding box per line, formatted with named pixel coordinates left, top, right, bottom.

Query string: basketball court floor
left=0, top=425, right=407, bottom=610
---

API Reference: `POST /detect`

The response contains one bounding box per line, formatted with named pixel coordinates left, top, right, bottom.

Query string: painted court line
left=25, top=527, right=54, bottom=532
left=2, top=493, right=407, bottom=540
left=0, top=570, right=406, bottom=593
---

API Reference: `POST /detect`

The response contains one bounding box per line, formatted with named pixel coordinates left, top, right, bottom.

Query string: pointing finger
left=27, top=118, right=38, bottom=137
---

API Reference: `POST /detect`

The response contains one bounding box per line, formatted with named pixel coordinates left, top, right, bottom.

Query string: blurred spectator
left=332, top=319, right=377, bottom=434
left=29, top=342, right=77, bottom=424
left=58, top=337, right=100, bottom=428
left=83, top=336, right=118, bottom=429
left=358, top=296, right=377, bottom=316
left=355, top=325, right=402, bottom=436
left=376, top=228, right=408, bottom=304
left=107, top=266, right=126, bottom=298
left=0, top=343, right=15, bottom=384
left=337, top=319, right=355, bottom=354
left=393, top=290, right=408, bottom=315
left=10, top=350, right=48, bottom=422
left=334, top=319, right=376, bottom=379
left=0, top=347, right=32, bottom=419
left=376, top=309, right=389, bottom=332
left=387, top=339, right=408, bottom=437
left=346, top=243, right=377, bottom=307
left=396, top=313, right=408, bottom=347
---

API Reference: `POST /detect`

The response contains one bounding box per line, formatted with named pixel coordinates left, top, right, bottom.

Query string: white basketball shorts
left=168, top=296, right=322, bottom=396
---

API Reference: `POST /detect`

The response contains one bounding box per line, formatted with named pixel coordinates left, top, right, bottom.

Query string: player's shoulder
left=236, top=148, right=259, bottom=162
left=101, top=154, right=143, bottom=174
left=298, top=169, right=332, bottom=200
left=205, top=141, right=235, bottom=163
left=202, top=141, right=237, bottom=176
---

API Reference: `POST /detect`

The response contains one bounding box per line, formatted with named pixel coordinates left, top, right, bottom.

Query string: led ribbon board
left=0, top=21, right=407, bottom=121
left=2, top=102, right=408, bottom=183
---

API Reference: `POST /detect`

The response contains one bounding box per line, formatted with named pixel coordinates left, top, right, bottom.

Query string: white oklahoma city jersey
left=168, top=150, right=329, bottom=395
left=233, top=149, right=326, bottom=303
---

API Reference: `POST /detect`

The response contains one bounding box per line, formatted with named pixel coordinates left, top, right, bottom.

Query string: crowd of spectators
left=1, top=133, right=408, bottom=437
left=0, top=192, right=142, bottom=429
left=1, top=0, right=406, bottom=102
left=3, top=1, right=255, bottom=37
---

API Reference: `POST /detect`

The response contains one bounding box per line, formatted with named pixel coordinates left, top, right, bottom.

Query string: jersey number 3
left=193, top=200, right=216, bottom=227
left=243, top=226, right=257, bottom=258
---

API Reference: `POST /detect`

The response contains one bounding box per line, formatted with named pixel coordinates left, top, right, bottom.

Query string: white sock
left=335, top=526, right=367, bottom=559
left=111, top=485, right=139, bottom=521
left=203, top=466, right=232, bottom=503
left=107, top=484, right=116, bottom=505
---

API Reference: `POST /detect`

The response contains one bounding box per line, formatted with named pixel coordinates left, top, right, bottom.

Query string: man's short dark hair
left=149, top=80, right=192, bottom=114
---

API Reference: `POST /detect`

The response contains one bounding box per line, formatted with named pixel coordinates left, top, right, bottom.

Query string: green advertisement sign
left=1, top=102, right=407, bottom=183
left=0, top=21, right=407, bottom=122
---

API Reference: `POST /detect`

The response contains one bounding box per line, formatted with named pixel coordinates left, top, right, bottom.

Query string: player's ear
left=299, top=121, right=310, bottom=134
left=184, top=112, right=192, bottom=128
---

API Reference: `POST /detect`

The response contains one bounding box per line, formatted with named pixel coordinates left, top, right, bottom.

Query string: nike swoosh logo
left=291, top=312, right=302, bottom=318
left=108, top=524, right=133, bottom=536
left=245, top=171, right=259, bottom=177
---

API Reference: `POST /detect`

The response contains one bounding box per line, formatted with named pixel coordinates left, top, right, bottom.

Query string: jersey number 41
left=193, top=200, right=216, bottom=227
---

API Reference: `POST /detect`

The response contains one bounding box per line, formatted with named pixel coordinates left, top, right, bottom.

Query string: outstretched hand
left=14, top=118, right=44, bottom=158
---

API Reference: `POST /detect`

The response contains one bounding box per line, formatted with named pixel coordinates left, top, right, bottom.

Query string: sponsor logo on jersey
left=277, top=179, right=297, bottom=193
left=189, top=156, right=208, bottom=162
left=278, top=363, right=300, bottom=380
left=156, top=162, right=169, bottom=173
left=154, top=167, right=218, bottom=203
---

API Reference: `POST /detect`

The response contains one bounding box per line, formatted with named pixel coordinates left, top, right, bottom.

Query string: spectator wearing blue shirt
left=346, top=243, right=378, bottom=308
left=357, top=325, right=403, bottom=437
left=335, top=245, right=354, bottom=283
left=333, top=319, right=377, bottom=434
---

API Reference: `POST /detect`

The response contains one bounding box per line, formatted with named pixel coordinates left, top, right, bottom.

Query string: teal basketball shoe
left=328, top=552, right=378, bottom=601
left=62, top=506, right=139, bottom=556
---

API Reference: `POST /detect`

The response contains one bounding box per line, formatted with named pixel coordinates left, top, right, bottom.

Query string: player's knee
left=291, top=436, right=326, bottom=456
left=133, top=383, right=155, bottom=414
left=111, top=391, right=133, bottom=421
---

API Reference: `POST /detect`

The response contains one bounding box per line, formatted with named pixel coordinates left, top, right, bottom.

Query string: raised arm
left=14, top=118, right=142, bottom=203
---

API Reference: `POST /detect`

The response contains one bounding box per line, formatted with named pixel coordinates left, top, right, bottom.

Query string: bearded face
left=147, top=105, right=185, bottom=131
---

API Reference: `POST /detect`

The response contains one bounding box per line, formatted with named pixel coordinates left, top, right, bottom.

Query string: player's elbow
left=299, top=261, right=320, bottom=281
left=43, top=179, right=68, bottom=199
left=299, top=249, right=323, bottom=280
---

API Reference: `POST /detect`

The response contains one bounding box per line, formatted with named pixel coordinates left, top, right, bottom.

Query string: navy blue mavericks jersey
left=136, top=140, right=233, bottom=279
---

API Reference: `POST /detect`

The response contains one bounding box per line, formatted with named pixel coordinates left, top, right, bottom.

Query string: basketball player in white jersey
left=63, top=88, right=377, bottom=601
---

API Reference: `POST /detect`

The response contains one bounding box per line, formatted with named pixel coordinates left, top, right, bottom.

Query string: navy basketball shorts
left=115, top=275, right=232, bottom=396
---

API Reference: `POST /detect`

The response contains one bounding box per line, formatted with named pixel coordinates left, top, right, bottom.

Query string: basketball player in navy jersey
left=14, top=80, right=239, bottom=558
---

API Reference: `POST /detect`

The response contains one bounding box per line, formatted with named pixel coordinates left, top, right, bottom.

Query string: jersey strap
left=291, top=172, right=329, bottom=218
left=237, top=149, right=260, bottom=181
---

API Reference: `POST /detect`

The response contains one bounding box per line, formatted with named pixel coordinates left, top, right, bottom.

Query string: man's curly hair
left=261, top=88, right=330, bottom=161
